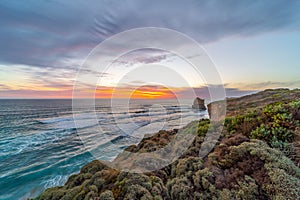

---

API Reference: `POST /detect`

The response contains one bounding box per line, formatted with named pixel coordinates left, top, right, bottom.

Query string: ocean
left=0, top=99, right=207, bottom=200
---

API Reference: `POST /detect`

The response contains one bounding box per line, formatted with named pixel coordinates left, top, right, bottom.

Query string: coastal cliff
left=34, top=89, right=300, bottom=200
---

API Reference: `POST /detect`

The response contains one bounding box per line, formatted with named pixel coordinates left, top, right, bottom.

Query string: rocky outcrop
left=34, top=89, right=300, bottom=200
left=192, top=97, right=206, bottom=110
left=207, top=100, right=226, bottom=121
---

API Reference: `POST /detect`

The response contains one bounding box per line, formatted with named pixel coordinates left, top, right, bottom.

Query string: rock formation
left=192, top=97, right=206, bottom=110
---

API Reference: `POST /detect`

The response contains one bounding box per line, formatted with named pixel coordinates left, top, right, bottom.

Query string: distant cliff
left=34, top=89, right=300, bottom=200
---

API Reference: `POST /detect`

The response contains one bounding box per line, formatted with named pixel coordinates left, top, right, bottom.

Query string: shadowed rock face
left=192, top=97, right=206, bottom=110
left=34, top=89, right=300, bottom=200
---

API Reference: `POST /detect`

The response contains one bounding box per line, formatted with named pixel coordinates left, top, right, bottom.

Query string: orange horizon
left=95, top=85, right=180, bottom=99
left=0, top=85, right=189, bottom=99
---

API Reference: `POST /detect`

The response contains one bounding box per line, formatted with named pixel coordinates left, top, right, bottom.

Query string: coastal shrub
left=224, top=110, right=260, bottom=136
left=215, top=175, right=260, bottom=200
left=188, top=136, right=204, bottom=153
left=290, top=100, right=300, bottom=109
left=209, top=140, right=273, bottom=191
left=89, top=169, right=118, bottom=191
left=123, top=173, right=152, bottom=191
left=217, top=189, right=232, bottom=200
left=84, top=191, right=98, bottom=200
left=166, top=177, right=193, bottom=200
left=224, top=116, right=240, bottom=134
left=266, top=168, right=300, bottom=199
left=73, top=190, right=85, bottom=200
left=249, top=140, right=300, bottom=177
left=197, top=119, right=210, bottom=137
left=67, top=173, right=92, bottom=188
left=262, top=102, right=287, bottom=117
left=88, top=185, right=98, bottom=193
left=250, top=115, right=295, bottom=148
left=192, top=167, right=214, bottom=190
left=112, top=173, right=154, bottom=199
left=60, top=186, right=83, bottom=200
left=289, top=100, right=300, bottom=121
left=123, top=184, right=153, bottom=200
left=38, top=187, right=66, bottom=200
left=171, top=157, right=202, bottom=177
left=212, top=140, right=300, bottom=199
left=224, top=101, right=298, bottom=148
left=233, top=175, right=259, bottom=200
left=277, top=142, right=296, bottom=159
left=99, top=190, right=115, bottom=200
left=80, top=160, right=108, bottom=174
left=150, top=176, right=169, bottom=199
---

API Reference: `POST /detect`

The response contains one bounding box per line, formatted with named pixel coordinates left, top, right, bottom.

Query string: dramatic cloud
left=112, top=49, right=172, bottom=68
left=227, top=81, right=300, bottom=90
left=0, top=0, right=299, bottom=69
left=1, top=0, right=300, bottom=98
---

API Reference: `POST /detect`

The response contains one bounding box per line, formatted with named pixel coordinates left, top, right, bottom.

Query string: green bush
left=250, top=103, right=297, bottom=148
left=224, top=109, right=260, bottom=136
left=197, top=119, right=210, bottom=137
left=224, top=101, right=298, bottom=148
left=99, top=190, right=115, bottom=200
left=166, top=177, right=193, bottom=200
left=289, top=100, right=300, bottom=109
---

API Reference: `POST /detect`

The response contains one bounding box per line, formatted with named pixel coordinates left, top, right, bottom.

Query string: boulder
left=192, top=97, right=206, bottom=110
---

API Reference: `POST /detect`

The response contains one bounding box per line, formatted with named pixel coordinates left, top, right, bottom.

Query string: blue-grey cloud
left=0, top=0, right=299, bottom=70
left=175, top=85, right=255, bottom=99
left=232, top=80, right=300, bottom=90
left=112, top=49, right=173, bottom=68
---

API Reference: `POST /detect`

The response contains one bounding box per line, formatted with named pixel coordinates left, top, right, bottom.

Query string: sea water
left=0, top=99, right=207, bottom=200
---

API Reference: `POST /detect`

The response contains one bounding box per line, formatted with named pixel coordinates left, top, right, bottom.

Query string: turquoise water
left=0, top=99, right=206, bottom=199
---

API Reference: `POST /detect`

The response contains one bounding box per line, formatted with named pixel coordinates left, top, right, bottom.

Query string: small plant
left=289, top=100, right=300, bottom=109
left=224, top=117, right=239, bottom=134
left=250, top=124, right=271, bottom=141
left=197, top=119, right=210, bottom=137
left=262, top=102, right=287, bottom=118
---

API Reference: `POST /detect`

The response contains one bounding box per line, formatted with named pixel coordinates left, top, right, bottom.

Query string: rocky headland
left=34, top=88, right=300, bottom=200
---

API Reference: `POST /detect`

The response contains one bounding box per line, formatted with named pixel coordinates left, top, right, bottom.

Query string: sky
left=0, top=0, right=300, bottom=99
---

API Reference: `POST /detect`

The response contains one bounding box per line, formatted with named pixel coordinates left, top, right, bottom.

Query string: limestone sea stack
left=192, top=97, right=206, bottom=110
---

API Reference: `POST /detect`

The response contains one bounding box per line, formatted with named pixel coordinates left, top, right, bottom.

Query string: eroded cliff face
left=35, top=89, right=300, bottom=200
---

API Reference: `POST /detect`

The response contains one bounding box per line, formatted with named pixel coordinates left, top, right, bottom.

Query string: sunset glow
left=130, top=86, right=176, bottom=99
left=95, top=86, right=179, bottom=99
